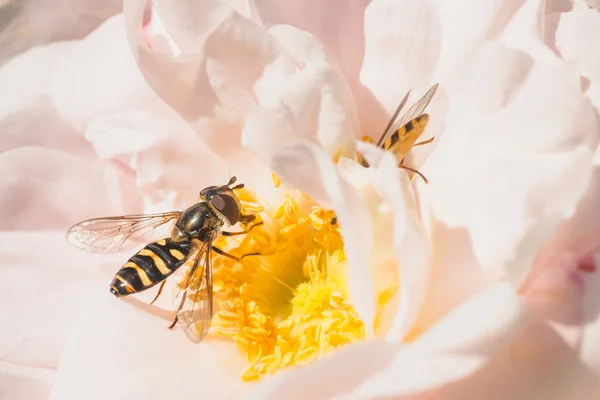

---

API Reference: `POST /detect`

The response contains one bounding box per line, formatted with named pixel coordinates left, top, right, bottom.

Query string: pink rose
left=1, top=1, right=599, bottom=399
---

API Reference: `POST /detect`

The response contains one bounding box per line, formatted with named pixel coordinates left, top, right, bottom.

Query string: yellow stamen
left=210, top=184, right=365, bottom=380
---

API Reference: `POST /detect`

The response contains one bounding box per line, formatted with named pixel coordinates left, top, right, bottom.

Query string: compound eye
left=200, top=186, right=218, bottom=198
left=210, top=194, right=240, bottom=225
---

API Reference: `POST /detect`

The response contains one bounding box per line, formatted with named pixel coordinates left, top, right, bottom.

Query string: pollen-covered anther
left=213, top=187, right=365, bottom=381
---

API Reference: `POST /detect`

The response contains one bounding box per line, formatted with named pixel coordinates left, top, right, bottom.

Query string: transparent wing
left=171, top=239, right=213, bottom=343
left=376, top=83, right=439, bottom=147
left=66, top=212, right=181, bottom=254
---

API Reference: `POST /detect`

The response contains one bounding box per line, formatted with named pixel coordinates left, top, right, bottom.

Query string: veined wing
left=376, top=83, right=439, bottom=148
left=171, top=238, right=214, bottom=343
left=66, top=212, right=181, bottom=254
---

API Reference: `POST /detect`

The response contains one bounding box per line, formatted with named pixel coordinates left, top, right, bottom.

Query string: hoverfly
left=358, top=83, right=439, bottom=183
left=67, top=176, right=260, bottom=342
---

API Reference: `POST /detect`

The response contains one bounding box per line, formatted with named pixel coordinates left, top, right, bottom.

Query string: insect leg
left=221, top=221, right=264, bottom=236
left=398, top=164, right=429, bottom=184
left=149, top=280, right=167, bottom=305
left=413, top=137, right=435, bottom=147
left=212, top=246, right=260, bottom=261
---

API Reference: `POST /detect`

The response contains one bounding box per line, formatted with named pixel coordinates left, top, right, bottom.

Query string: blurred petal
left=50, top=15, right=173, bottom=133
left=50, top=287, right=250, bottom=400
left=0, top=147, right=140, bottom=230
left=432, top=255, right=592, bottom=399
left=0, top=42, right=92, bottom=156
left=0, top=361, right=56, bottom=400
left=84, top=111, right=230, bottom=210
left=422, top=42, right=598, bottom=286
left=546, top=6, right=600, bottom=115
left=0, top=233, right=110, bottom=368
left=0, top=0, right=121, bottom=63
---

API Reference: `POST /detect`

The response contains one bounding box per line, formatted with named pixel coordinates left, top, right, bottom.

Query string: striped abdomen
left=383, top=114, right=430, bottom=158
left=110, top=239, right=192, bottom=296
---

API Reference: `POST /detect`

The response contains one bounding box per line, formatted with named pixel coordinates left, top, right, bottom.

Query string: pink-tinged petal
left=84, top=111, right=231, bottom=211
left=269, top=141, right=377, bottom=333
left=0, top=147, right=140, bottom=230
left=0, top=42, right=95, bottom=157
left=356, top=142, right=432, bottom=340
left=498, top=0, right=572, bottom=68
left=123, top=0, right=277, bottom=124
left=248, top=283, right=527, bottom=399
left=242, top=25, right=359, bottom=159
left=0, top=0, right=121, bottom=63
left=546, top=7, right=600, bottom=112
left=351, top=283, right=528, bottom=398
left=359, top=0, right=442, bottom=136
left=50, top=15, right=173, bottom=133
left=431, top=257, right=590, bottom=398
left=0, top=232, right=117, bottom=368
left=244, top=340, right=399, bottom=400
left=422, top=42, right=598, bottom=287
left=251, top=0, right=369, bottom=82
left=0, top=361, right=56, bottom=400
left=50, top=287, right=250, bottom=400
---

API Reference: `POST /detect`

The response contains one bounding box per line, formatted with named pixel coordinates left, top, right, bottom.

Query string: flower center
left=211, top=178, right=365, bottom=380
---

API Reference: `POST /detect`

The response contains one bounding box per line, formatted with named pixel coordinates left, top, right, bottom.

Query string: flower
left=1, top=1, right=600, bottom=400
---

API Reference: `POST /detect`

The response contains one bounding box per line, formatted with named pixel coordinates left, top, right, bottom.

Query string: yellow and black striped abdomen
left=384, top=114, right=430, bottom=158
left=110, top=239, right=192, bottom=297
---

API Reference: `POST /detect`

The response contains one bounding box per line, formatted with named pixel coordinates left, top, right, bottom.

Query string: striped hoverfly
left=358, top=83, right=439, bottom=182
left=67, top=176, right=260, bottom=342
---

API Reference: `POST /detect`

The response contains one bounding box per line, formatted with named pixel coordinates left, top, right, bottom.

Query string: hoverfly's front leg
left=221, top=221, right=264, bottom=237
left=149, top=280, right=167, bottom=305
left=212, top=246, right=260, bottom=261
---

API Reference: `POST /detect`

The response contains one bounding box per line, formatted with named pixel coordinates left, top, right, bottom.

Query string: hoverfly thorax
left=173, top=202, right=223, bottom=241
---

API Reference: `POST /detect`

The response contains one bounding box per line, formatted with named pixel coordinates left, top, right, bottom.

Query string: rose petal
left=50, top=14, right=173, bottom=133
left=0, top=147, right=140, bottom=230
left=0, top=232, right=113, bottom=368
left=0, top=360, right=56, bottom=400
left=546, top=7, right=600, bottom=118
left=0, top=42, right=95, bottom=157
left=84, top=111, right=231, bottom=211
left=50, top=287, right=251, bottom=400
left=0, top=0, right=121, bottom=63
left=356, top=142, right=432, bottom=341
left=422, top=42, right=598, bottom=285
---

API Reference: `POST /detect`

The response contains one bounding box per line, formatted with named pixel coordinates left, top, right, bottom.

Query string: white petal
left=0, top=232, right=114, bottom=368
left=423, top=42, right=599, bottom=285
left=356, top=142, right=432, bottom=341
left=50, top=15, right=173, bottom=133
left=50, top=287, right=252, bottom=400
left=0, top=0, right=121, bottom=62
left=269, top=141, right=376, bottom=333
left=0, top=147, right=140, bottom=230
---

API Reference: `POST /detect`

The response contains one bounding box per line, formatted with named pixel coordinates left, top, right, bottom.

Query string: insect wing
left=172, top=239, right=214, bottom=342
left=66, top=212, right=181, bottom=254
left=376, top=83, right=439, bottom=147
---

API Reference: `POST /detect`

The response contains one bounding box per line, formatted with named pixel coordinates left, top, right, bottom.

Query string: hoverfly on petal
left=358, top=83, right=439, bottom=183
left=67, top=177, right=262, bottom=342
